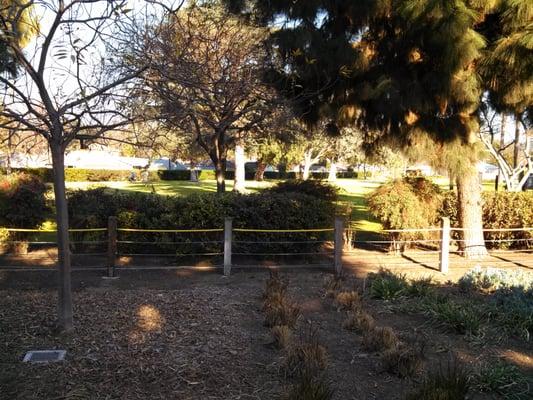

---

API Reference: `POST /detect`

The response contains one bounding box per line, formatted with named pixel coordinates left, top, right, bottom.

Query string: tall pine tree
left=225, top=0, right=530, bottom=258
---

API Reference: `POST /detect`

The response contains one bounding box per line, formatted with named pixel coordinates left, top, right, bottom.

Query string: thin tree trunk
left=215, top=158, right=226, bottom=193
left=302, top=151, right=312, bottom=180
left=255, top=159, right=267, bottom=181
left=233, top=142, right=245, bottom=192
left=496, top=114, right=506, bottom=192
left=189, top=159, right=198, bottom=182
left=513, top=114, right=520, bottom=169
left=51, top=143, right=73, bottom=331
left=6, top=131, right=12, bottom=174
left=456, top=167, right=487, bottom=259
left=328, top=160, right=337, bottom=182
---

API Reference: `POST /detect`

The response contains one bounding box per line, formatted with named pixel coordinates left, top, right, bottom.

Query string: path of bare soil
left=1, top=269, right=531, bottom=399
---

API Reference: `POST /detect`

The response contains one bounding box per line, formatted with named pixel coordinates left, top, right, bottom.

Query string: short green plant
left=490, top=287, right=533, bottom=341
left=472, top=360, right=531, bottom=400
left=369, top=269, right=409, bottom=300
left=405, top=360, right=470, bottom=400
left=423, top=297, right=483, bottom=336
left=406, top=276, right=434, bottom=297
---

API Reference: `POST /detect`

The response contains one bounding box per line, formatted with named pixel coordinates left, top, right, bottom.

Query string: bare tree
left=0, top=0, right=177, bottom=331
left=479, top=105, right=532, bottom=192
left=143, top=5, right=275, bottom=193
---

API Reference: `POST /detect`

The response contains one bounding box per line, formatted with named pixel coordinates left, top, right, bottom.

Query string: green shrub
left=406, top=277, right=434, bottom=297
left=369, top=269, right=409, bottom=300
left=67, top=189, right=336, bottom=254
left=441, top=191, right=533, bottom=249
left=458, top=267, right=533, bottom=293
left=406, top=360, right=470, bottom=400
left=367, top=178, right=442, bottom=241
left=423, top=297, right=483, bottom=335
left=369, top=270, right=435, bottom=300
left=472, top=360, right=531, bottom=399
left=490, top=287, right=533, bottom=340
left=267, top=180, right=339, bottom=202
left=0, top=173, right=48, bottom=228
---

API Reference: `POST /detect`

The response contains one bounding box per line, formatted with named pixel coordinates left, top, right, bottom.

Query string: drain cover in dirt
left=23, top=350, right=66, bottom=363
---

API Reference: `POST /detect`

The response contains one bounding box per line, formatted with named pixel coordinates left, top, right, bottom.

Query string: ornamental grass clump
left=334, top=290, right=361, bottom=311
left=405, top=359, right=470, bottom=400
left=362, top=326, right=400, bottom=351
left=283, top=333, right=328, bottom=379
left=342, top=310, right=375, bottom=333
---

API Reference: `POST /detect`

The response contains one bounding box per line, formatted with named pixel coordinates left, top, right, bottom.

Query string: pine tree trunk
left=215, top=158, right=226, bottom=193
left=456, top=167, right=487, bottom=258
left=233, top=142, right=245, bottom=192
left=328, top=161, right=337, bottom=182
left=254, top=160, right=267, bottom=181
left=51, top=143, right=73, bottom=331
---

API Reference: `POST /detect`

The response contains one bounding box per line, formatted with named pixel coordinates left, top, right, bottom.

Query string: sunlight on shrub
left=459, top=266, right=533, bottom=293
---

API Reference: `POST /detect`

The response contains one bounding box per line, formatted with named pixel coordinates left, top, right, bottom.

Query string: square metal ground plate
left=23, top=350, right=66, bottom=363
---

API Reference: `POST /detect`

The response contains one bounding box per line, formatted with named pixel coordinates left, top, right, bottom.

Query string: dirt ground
left=1, top=268, right=531, bottom=400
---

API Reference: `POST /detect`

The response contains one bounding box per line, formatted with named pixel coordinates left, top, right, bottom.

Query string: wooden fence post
left=334, top=216, right=344, bottom=275
left=439, top=217, right=450, bottom=274
left=107, top=216, right=117, bottom=278
left=224, top=218, right=232, bottom=276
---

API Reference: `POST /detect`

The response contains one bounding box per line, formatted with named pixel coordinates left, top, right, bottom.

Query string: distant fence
left=1, top=216, right=532, bottom=275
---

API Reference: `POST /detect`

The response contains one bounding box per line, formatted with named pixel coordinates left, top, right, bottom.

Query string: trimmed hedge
left=267, top=180, right=339, bottom=202
left=67, top=188, right=336, bottom=254
left=0, top=167, right=372, bottom=182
